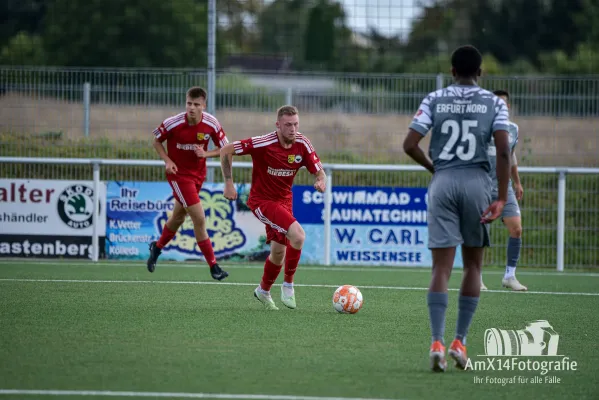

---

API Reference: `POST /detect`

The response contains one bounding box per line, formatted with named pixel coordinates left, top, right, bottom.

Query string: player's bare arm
left=313, top=169, right=326, bottom=193
left=219, top=143, right=237, bottom=200
left=153, top=138, right=177, bottom=174
left=403, top=129, right=435, bottom=174
left=482, top=129, right=510, bottom=223
left=193, top=145, right=221, bottom=159
left=511, top=149, right=523, bottom=200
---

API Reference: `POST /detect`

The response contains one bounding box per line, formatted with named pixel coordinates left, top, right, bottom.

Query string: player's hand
left=514, top=184, right=523, bottom=201
left=314, top=178, right=326, bottom=193
left=223, top=181, right=237, bottom=201
left=165, top=160, right=178, bottom=175
left=481, top=200, right=506, bottom=224
left=193, top=145, right=206, bottom=158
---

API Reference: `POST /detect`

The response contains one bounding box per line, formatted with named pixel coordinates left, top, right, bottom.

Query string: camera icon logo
left=484, top=320, right=560, bottom=356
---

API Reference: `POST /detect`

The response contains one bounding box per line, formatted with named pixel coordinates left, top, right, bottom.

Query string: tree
left=404, top=0, right=592, bottom=71
left=216, top=0, right=262, bottom=53
left=304, top=0, right=337, bottom=65
left=574, top=0, right=599, bottom=50
left=0, top=0, right=47, bottom=49
left=0, top=32, right=46, bottom=65
left=43, top=0, right=213, bottom=68
left=404, top=1, right=457, bottom=60
left=257, top=0, right=310, bottom=63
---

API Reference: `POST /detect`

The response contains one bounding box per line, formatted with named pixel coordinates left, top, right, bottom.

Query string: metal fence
left=1, top=66, right=599, bottom=269
left=1, top=157, right=598, bottom=270
left=1, top=67, right=599, bottom=167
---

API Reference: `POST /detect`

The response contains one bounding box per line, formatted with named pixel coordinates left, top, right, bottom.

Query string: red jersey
left=233, top=131, right=323, bottom=208
left=153, top=111, right=229, bottom=181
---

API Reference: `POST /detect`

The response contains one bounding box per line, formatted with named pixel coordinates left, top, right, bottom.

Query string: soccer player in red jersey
left=219, top=105, right=326, bottom=310
left=147, top=86, right=229, bottom=281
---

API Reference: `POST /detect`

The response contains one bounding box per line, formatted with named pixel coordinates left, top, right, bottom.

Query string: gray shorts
left=492, top=189, right=521, bottom=218
left=427, top=168, right=492, bottom=249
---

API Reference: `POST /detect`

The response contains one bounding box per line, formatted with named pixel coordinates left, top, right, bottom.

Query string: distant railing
left=2, top=67, right=598, bottom=117
left=2, top=156, right=598, bottom=270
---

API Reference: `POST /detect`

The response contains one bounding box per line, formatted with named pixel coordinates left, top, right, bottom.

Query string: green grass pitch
left=0, top=261, right=598, bottom=400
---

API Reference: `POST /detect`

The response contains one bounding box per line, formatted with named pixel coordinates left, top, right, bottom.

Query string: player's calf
left=502, top=216, right=524, bottom=288
left=186, top=203, right=230, bottom=280
left=282, top=222, right=304, bottom=308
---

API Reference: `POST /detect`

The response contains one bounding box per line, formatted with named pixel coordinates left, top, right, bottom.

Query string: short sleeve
left=492, top=97, right=510, bottom=133
left=409, top=94, right=435, bottom=136
left=233, top=138, right=255, bottom=156
left=233, top=133, right=278, bottom=156
left=211, top=128, right=229, bottom=149
left=297, top=135, right=323, bottom=174
left=153, top=122, right=171, bottom=143
left=153, top=113, right=186, bottom=142
left=203, top=113, right=229, bottom=148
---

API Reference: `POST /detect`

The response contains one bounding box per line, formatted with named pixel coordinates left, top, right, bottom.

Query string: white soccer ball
left=332, top=285, right=363, bottom=314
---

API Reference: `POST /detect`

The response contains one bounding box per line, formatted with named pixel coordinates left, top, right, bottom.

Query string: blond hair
left=277, top=105, right=299, bottom=120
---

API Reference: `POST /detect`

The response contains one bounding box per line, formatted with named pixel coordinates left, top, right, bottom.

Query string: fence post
left=83, top=82, right=91, bottom=138
left=205, top=0, right=217, bottom=183
left=286, top=88, right=293, bottom=105
left=436, top=73, right=444, bottom=90
left=324, top=168, right=333, bottom=266
left=92, top=161, right=100, bottom=263
left=556, top=171, right=566, bottom=271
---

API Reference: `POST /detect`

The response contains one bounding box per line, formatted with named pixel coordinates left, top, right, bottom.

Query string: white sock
left=257, top=286, right=270, bottom=294
left=504, top=266, right=516, bottom=279
left=282, top=282, right=294, bottom=296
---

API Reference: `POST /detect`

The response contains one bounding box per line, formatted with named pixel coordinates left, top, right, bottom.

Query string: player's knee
left=170, top=212, right=186, bottom=226
left=186, top=204, right=205, bottom=226
left=270, top=247, right=285, bottom=265
left=510, top=225, right=522, bottom=238
left=287, top=222, right=305, bottom=248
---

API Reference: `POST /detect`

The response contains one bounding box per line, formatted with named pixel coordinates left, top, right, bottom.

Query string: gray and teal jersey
left=409, top=84, right=510, bottom=172
left=488, top=121, right=519, bottom=190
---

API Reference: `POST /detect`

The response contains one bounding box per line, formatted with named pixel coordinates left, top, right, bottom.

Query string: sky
left=252, top=0, right=424, bottom=39
left=337, top=0, right=422, bottom=38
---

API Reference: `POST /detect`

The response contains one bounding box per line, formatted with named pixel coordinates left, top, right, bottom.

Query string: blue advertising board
left=105, top=182, right=270, bottom=262
left=105, top=181, right=461, bottom=267
left=293, top=186, right=463, bottom=267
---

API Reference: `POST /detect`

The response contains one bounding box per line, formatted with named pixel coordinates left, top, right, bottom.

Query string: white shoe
left=280, top=284, right=296, bottom=309
left=502, top=276, right=528, bottom=291
left=254, top=287, right=279, bottom=310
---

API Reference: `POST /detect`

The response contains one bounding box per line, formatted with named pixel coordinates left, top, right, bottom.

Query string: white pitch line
left=1, top=261, right=599, bottom=277
left=0, top=389, right=399, bottom=400
left=0, top=278, right=598, bottom=296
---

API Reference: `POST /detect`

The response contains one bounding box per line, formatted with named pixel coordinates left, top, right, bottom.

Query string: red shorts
left=167, top=177, right=204, bottom=208
left=251, top=201, right=296, bottom=245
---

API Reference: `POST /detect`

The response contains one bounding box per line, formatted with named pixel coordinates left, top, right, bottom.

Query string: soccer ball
left=332, top=285, right=363, bottom=314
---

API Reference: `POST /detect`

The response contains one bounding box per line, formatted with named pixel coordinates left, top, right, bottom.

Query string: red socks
left=259, top=246, right=302, bottom=291
left=284, top=245, right=302, bottom=284
left=156, top=226, right=177, bottom=249
left=158, top=226, right=217, bottom=268
left=197, top=238, right=217, bottom=267
left=260, top=258, right=283, bottom=291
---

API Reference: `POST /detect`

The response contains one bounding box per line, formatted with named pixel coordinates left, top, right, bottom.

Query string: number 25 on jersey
left=439, top=119, right=478, bottom=161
